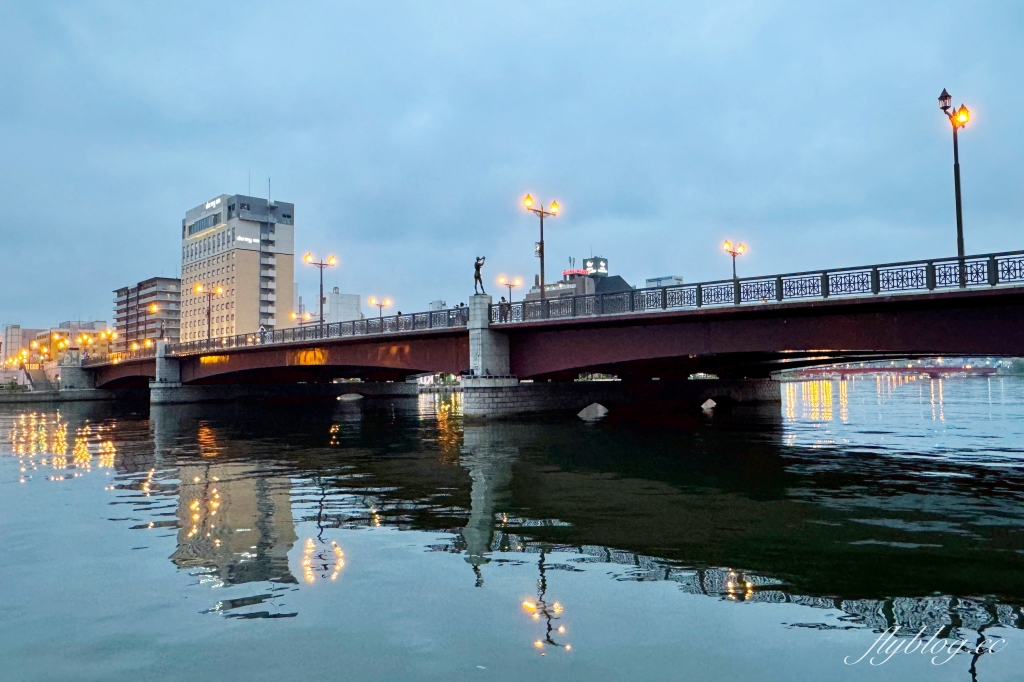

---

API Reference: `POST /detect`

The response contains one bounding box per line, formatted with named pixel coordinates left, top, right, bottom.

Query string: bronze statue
left=474, top=256, right=486, bottom=294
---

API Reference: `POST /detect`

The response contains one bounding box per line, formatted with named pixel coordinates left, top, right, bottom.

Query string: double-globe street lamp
left=722, top=240, right=746, bottom=280
left=938, top=89, right=971, bottom=287
left=523, top=195, right=560, bottom=300
left=303, top=253, right=337, bottom=331
left=193, top=284, right=224, bottom=343
left=497, top=275, right=522, bottom=301
left=368, top=297, right=391, bottom=318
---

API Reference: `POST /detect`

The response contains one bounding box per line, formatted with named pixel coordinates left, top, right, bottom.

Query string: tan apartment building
left=112, top=277, right=181, bottom=351
left=179, top=194, right=296, bottom=341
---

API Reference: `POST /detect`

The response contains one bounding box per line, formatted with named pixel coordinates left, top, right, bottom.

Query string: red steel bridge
left=81, top=250, right=1024, bottom=388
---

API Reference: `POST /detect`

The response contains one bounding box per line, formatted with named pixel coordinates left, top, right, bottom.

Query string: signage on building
left=584, top=258, right=609, bottom=276
left=562, top=268, right=588, bottom=276
left=205, top=197, right=222, bottom=210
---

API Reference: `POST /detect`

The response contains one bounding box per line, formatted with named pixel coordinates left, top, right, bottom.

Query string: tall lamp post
left=722, top=240, right=746, bottom=280
left=523, top=195, right=560, bottom=300
left=368, top=297, right=391, bottom=318
left=938, top=89, right=971, bottom=287
left=497, top=275, right=522, bottom=301
left=303, top=253, right=337, bottom=331
left=194, top=284, right=223, bottom=343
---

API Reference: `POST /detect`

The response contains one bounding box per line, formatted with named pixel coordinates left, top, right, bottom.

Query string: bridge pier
left=468, top=294, right=509, bottom=376
left=462, top=378, right=781, bottom=419
left=150, top=341, right=184, bottom=405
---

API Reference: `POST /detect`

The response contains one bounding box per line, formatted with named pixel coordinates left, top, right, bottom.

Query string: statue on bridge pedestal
left=474, top=256, right=487, bottom=294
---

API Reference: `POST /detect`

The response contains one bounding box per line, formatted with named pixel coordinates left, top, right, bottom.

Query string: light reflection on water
left=3, top=379, right=1024, bottom=679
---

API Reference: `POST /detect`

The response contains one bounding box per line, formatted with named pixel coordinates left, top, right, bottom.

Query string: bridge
left=73, top=249, right=1024, bottom=416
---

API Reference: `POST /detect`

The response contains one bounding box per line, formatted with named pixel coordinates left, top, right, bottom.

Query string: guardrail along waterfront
left=489, top=250, right=1024, bottom=323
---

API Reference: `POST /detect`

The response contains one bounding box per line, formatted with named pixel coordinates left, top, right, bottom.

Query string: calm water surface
left=3, top=376, right=1024, bottom=681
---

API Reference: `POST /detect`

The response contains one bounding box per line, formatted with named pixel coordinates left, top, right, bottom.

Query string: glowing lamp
left=723, top=241, right=732, bottom=251
left=956, top=104, right=970, bottom=126
left=514, top=278, right=522, bottom=286
left=194, top=284, right=203, bottom=293
left=499, top=275, right=507, bottom=285
left=383, top=298, right=391, bottom=306
left=938, top=88, right=952, bottom=112
left=149, top=303, right=158, bottom=313
left=215, top=287, right=224, bottom=295
left=523, top=194, right=534, bottom=209
left=737, top=244, right=746, bottom=254
left=550, top=200, right=560, bottom=215
left=369, top=297, right=377, bottom=306
left=304, top=253, right=313, bottom=264
left=290, top=312, right=297, bottom=320
left=328, top=256, right=337, bottom=266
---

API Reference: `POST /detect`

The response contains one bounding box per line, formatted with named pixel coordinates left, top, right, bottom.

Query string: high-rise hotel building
left=180, top=195, right=296, bottom=340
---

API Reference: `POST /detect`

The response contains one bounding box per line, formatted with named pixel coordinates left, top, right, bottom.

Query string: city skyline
left=2, top=1, right=1023, bottom=328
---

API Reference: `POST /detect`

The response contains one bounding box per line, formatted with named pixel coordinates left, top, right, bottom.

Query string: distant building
left=429, top=300, right=448, bottom=311
left=525, top=256, right=634, bottom=300
left=113, top=277, right=181, bottom=351
left=321, top=288, right=364, bottom=323
left=646, top=276, right=684, bottom=288
left=179, top=194, right=296, bottom=341
left=3, top=325, right=44, bottom=364
left=32, top=321, right=112, bottom=366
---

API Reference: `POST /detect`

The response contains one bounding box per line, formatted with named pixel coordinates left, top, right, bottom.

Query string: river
left=2, top=376, right=1023, bottom=681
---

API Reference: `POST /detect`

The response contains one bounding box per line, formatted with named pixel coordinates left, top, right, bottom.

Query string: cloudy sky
left=1, top=1, right=1022, bottom=327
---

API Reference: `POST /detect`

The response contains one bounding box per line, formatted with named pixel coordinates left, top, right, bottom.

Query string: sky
left=1, top=0, right=1022, bottom=327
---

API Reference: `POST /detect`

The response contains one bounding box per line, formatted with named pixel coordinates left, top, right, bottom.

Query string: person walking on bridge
left=474, top=256, right=487, bottom=294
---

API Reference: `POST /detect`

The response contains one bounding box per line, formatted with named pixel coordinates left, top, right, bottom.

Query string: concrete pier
left=462, top=378, right=780, bottom=419
left=150, top=380, right=418, bottom=404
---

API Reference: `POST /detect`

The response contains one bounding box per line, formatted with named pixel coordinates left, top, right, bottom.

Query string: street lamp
left=722, top=240, right=746, bottom=279
left=194, top=283, right=224, bottom=343
left=497, top=275, right=522, bottom=301
left=368, top=296, right=391, bottom=318
left=290, top=311, right=314, bottom=325
left=523, top=194, right=560, bottom=300
left=938, top=88, right=971, bottom=287
left=303, top=253, right=338, bottom=330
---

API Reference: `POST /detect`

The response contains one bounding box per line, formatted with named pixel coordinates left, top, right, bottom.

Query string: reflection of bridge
left=71, top=250, right=1024, bottom=414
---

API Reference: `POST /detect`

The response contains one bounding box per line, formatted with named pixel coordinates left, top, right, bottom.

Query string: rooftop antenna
left=248, top=170, right=251, bottom=196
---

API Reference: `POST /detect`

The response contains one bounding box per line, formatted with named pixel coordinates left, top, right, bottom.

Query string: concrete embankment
left=0, top=388, right=148, bottom=404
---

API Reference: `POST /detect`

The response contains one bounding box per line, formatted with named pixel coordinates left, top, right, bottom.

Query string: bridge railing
left=168, top=306, right=470, bottom=357
left=82, top=346, right=157, bottom=367
left=489, top=250, right=1024, bottom=324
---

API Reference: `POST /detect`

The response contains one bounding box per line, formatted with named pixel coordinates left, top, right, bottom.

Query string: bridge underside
left=503, top=288, right=1024, bottom=380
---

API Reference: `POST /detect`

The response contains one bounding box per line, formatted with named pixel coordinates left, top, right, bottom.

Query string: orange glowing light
left=328, top=256, right=337, bottom=266
left=523, top=194, right=534, bottom=209
left=550, top=200, right=560, bottom=215
left=304, top=253, right=313, bottom=264
left=956, top=104, right=970, bottom=125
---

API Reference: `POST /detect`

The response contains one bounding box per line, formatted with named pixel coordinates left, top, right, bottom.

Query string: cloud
left=1, top=0, right=1022, bottom=325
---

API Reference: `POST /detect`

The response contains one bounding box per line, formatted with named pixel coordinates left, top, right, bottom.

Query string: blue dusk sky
left=1, top=1, right=1022, bottom=326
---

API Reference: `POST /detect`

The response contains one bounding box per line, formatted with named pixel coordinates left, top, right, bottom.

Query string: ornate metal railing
left=82, top=346, right=157, bottom=366
left=488, top=250, right=1024, bottom=324
left=84, top=307, right=470, bottom=364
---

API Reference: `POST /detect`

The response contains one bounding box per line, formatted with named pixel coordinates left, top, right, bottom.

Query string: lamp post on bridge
left=497, top=275, right=522, bottom=301
left=938, top=89, right=971, bottom=288
left=523, top=194, right=559, bottom=300
left=303, top=253, right=337, bottom=332
left=722, top=240, right=746, bottom=280
left=193, top=284, right=224, bottom=343
left=368, top=297, right=391, bottom=318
